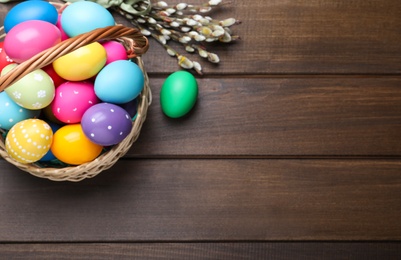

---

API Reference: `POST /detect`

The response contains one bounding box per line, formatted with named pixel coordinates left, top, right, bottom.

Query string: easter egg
left=61, top=1, right=115, bottom=37
left=94, top=60, right=144, bottom=104
left=81, top=103, right=132, bottom=146
left=51, top=81, right=100, bottom=124
left=5, top=119, right=53, bottom=164
left=56, top=15, right=69, bottom=41
left=4, top=20, right=61, bottom=63
left=101, top=41, right=128, bottom=65
left=120, top=98, right=139, bottom=120
left=2, top=64, right=55, bottom=110
left=39, top=122, right=61, bottom=162
left=42, top=64, right=66, bottom=87
left=4, top=0, right=58, bottom=33
left=160, top=71, right=198, bottom=118
left=0, top=92, right=40, bottom=130
left=53, top=42, right=107, bottom=81
left=51, top=124, right=103, bottom=165
left=0, top=42, right=15, bottom=72
left=42, top=104, right=64, bottom=125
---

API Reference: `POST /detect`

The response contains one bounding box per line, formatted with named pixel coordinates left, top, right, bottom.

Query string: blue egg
left=94, top=60, right=144, bottom=104
left=61, top=1, right=115, bottom=37
left=119, top=98, right=139, bottom=120
left=0, top=92, right=40, bottom=130
left=4, top=1, right=58, bottom=33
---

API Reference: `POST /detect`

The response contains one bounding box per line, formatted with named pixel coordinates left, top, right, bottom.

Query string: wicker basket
left=0, top=6, right=151, bottom=181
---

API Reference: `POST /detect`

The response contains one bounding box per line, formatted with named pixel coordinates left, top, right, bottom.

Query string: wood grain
left=129, top=77, right=401, bottom=157
left=1, top=242, right=401, bottom=259
left=1, top=159, right=401, bottom=241
left=136, top=0, right=401, bottom=75
left=2, top=0, right=400, bottom=75
left=0, top=0, right=401, bottom=257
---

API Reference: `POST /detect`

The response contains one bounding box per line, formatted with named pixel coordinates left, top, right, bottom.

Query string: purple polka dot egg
left=81, top=103, right=132, bottom=146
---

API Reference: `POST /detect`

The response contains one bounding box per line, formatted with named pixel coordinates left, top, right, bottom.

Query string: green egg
left=160, top=70, right=198, bottom=118
left=2, top=64, right=55, bottom=110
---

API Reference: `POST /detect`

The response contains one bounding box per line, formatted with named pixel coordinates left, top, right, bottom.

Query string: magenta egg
left=4, top=20, right=61, bottom=63
left=81, top=103, right=133, bottom=146
left=51, top=81, right=100, bottom=124
left=101, top=41, right=128, bottom=65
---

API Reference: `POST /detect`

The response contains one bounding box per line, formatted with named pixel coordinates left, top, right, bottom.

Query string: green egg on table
left=160, top=70, right=198, bottom=118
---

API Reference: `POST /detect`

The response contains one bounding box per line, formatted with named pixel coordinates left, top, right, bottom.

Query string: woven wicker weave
left=0, top=19, right=150, bottom=181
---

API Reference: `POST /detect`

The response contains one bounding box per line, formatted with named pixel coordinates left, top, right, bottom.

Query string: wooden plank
left=1, top=77, right=401, bottom=157
left=131, top=0, right=401, bottom=74
left=1, top=159, right=401, bottom=241
left=0, top=242, right=401, bottom=259
left=128, top=77, right=401, bottom=157
left=1, top=0, right=401, bottom=75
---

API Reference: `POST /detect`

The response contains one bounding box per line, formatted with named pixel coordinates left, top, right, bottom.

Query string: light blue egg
left=94, top=60, right=144, bottom=104
left=4, top=1, right=58, bottom=33
left=61, top=1, right=115, bottom=37
left=0, top=92, right=41, bottom=130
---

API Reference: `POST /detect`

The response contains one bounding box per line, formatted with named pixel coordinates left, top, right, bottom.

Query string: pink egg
left=51, top=81, right=100, bottom=124
left=101, top=41, right=128, bottom=65
left=4, top=20, right=61, bottom=63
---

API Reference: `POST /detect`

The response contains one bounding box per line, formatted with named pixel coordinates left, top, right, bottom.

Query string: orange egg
left=51, top=124, right=103, bottom=165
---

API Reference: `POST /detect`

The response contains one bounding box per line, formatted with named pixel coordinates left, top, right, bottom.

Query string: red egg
left=42, top=64, right=66, bottom=87
left=0, top=42, right=15, bottom=73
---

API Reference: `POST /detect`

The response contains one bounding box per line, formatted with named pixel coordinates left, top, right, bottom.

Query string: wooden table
left=1, top=0, right=401, bottom=258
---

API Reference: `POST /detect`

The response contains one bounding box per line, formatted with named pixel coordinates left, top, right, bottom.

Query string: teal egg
left=60, top=1, right=115, bottom=37
left=160, top=71, right=198, bottom=118
left=0, top=92, right=40, bottom=130
left=94, top=60, right=144, bottom=104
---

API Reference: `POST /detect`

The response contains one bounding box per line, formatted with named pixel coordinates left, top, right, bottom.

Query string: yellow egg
left=52, top=42, right=106, bottom=81
left=51, top=124, right=103, bottom=165
left=5, top=119, right=53, bottom=164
